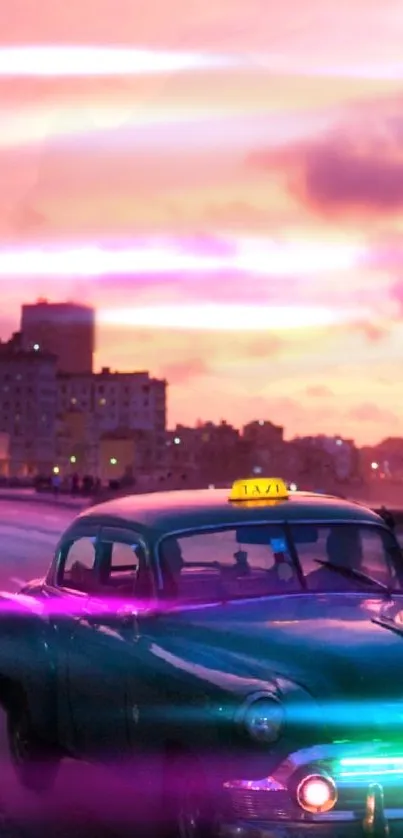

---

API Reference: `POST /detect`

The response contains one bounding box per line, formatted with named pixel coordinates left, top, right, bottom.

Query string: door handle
left=76, top=615, right=100, bottom=628
left=117, top=606, right=137, bottom=622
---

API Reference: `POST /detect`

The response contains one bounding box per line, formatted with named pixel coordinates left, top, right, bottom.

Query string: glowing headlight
left=239, top=692, right=284, bottom=744
left=296, top=774, right=338, bottom=814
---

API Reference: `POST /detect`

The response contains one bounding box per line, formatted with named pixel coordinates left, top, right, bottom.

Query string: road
left=0, top=501, right=75, bottom=590
left=0, top=500, right=147, bottom=838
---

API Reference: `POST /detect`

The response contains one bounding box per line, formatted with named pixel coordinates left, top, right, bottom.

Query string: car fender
left=0, top=591, right=57, bottom=740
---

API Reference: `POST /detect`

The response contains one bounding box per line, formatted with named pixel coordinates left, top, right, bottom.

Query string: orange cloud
left=348, top=403, right=399, bottom=425
left=305, top=385, right=333, bottom=397
left=160, top=357, right=209, bottom=384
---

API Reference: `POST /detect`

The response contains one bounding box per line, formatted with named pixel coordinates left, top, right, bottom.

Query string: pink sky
left=1, top=0, right=403, bottom=444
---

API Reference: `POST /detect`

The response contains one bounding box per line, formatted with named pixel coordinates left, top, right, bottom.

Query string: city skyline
left=1, top=1, right=403, bottom=445
left=0, top=312, right=398, bottom=454
left=0, top=293, right=400, bottom=447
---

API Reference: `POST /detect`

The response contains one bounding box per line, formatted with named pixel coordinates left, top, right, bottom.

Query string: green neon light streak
left=340, top=768, right=403, bottom=779
left=340, top=756, right=403, bottom=768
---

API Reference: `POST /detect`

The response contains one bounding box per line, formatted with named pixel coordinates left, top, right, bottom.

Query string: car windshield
left=158, top=522, right=402, bottom=603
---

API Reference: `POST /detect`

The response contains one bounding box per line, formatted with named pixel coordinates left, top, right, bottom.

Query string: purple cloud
left=250, top=94, right=403, bottom=213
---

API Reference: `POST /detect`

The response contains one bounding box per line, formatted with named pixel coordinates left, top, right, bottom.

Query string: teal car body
left=2, top=486, right=403, bottom=837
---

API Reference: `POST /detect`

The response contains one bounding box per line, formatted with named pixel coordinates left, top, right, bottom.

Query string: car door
left=65, top=525, right=151, bottom=760
left=48, top=522, right=101, bottom=754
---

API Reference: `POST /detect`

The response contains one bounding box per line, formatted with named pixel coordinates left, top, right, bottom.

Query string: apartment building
left=56, top=367, right=167, bottom=475
left=0, top=333, right=57, bottom=475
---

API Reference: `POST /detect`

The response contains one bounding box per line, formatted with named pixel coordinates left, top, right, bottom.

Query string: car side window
left=292, top=524, right=400, bottom=592
left=159, top=526, right=301, bottom=602
left=360, top=528, right=398, bottom=586
left=97, top=530, right=151, bottom=598
left=59, top=536, right=98, bottom=591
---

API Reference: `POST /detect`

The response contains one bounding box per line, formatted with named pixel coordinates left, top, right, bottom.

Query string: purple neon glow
left=0, top=591, right=162, bottom=619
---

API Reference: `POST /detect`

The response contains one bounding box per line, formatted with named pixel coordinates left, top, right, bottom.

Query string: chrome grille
left=226, top=788, right=294, bottom=821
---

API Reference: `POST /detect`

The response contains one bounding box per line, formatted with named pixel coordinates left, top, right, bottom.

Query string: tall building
left=56, top=367, right=167, bottom=475
left=0, top=333, right=57, bottom=475
left=20, top=299, right=95, bottom=374
left=242, top=420, right=285, bottom=476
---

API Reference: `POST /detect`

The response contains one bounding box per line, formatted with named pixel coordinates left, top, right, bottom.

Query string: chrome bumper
left=219, top=823, right=398, bottom=838
left=219, top=783, right=402, bottom=838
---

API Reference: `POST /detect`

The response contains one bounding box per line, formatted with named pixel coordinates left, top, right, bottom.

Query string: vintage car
left=1, top=478, right=403, bottom=838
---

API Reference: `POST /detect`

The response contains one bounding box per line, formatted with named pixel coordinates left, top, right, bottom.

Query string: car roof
left=77, top=488, right=384, bottom=536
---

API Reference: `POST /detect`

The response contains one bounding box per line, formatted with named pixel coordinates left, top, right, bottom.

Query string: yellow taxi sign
left=229, top=477, right=289, bottom=503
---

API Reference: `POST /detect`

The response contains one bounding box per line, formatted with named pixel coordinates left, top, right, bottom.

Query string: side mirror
left=117, top=605, right=138, bottom=626
left=116, top=601, right=161, bottom=626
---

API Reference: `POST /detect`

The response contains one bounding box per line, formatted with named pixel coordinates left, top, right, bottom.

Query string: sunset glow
left=0, top=240, right=362, bottom=276
left=1, top=0, right=403, bottom=444
left=98, top=304, right=360, bottom=331
left=0, top=46, right=238, bottom=77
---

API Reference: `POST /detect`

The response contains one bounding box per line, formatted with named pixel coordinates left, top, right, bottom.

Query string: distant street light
left=371, top=462, right=379, bottom=471
left=110, top=457, right=118, bottom=465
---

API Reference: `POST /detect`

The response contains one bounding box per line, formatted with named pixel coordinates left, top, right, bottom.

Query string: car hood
left=161, top=593, right=403, bottom=706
